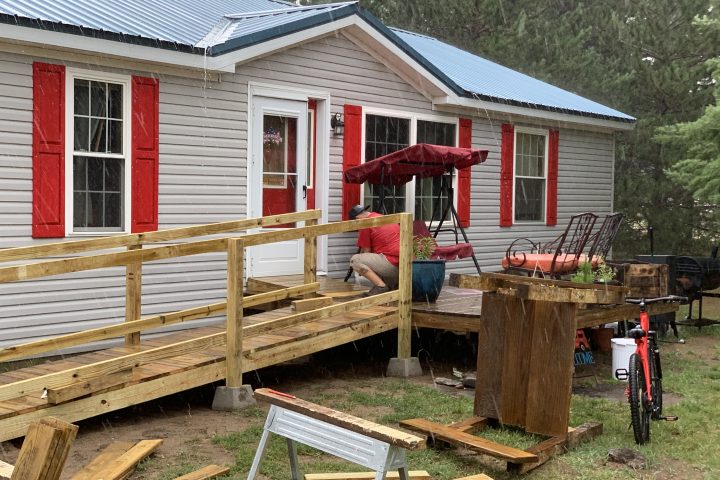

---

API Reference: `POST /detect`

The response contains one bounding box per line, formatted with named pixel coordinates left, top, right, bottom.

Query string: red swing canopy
left=342, top=143, right=488, bottom=185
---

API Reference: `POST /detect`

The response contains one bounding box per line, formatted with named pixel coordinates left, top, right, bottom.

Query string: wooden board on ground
left=450, top=273, right=627, bottom=304
left=0, top=460, right=13, bottom=480
left=87, top=439, right=162, bottom=480
left=70, top=441, right=136, bottom=480
left=11, top=417, right=78, bottom=480
left=452, top=475, right=494, bottom=480
left=305, top=471, right=430, bottom=479
left=173, top=465, right=230, bottom=480
left=254, top=389, right=425, bottom=450
left=398, top=418, right=537, bottom=463
left=507, top=422, right=603, bottom=474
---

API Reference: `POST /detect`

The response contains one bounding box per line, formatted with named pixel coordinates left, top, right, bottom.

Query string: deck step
left=399, top=418, right=538, bottom=463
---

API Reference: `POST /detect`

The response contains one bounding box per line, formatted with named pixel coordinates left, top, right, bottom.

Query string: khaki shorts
left=350, top=253, right=399, bottom=288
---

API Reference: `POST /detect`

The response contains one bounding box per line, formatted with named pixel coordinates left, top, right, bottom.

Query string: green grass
left=196, top=325, right=720, bottom=480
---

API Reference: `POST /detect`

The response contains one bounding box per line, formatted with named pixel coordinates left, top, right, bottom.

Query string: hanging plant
left=263, top=128, right=283, bottom=149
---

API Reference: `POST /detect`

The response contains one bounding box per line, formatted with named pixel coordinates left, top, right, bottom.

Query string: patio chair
left=501, top=212, right=598, bottom=279
left=585, top=212, right=624, bottom=266
left=413, top=220, right=475, bottom=261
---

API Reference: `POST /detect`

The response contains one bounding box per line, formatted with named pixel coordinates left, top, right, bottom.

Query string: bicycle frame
left=634, top=305, right=654, bottom=404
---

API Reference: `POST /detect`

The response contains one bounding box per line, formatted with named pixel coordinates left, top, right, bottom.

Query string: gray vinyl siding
left=0, top=32, right=616, bottom=351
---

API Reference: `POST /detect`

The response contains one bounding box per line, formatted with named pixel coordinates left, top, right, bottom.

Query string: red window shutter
left=499, top=123, right=515, bottom=227
left=342, top=104, right=362, bottom=220
left=131, top=76, right=160, bottom=233
left=32, top=62, right=66, bottom=238
left=546, top=129, right=559, bottom=226
left=457, top=118, right=472, bottom=228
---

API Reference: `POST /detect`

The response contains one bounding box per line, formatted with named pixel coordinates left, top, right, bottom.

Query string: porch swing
left=343, top=143, right=488, bottom=275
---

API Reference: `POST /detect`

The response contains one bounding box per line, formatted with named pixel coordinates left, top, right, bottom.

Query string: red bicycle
left=615, top=295, right=684, bottom=444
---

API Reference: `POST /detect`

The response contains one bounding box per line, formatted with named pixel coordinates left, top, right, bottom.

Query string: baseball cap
left=348, top=204, right=370, bottom=220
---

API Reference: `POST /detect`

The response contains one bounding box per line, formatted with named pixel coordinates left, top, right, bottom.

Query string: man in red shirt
left=348, top=204, right=400, bottom=296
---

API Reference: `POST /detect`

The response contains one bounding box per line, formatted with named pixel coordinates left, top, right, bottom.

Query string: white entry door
left=247, top=96, right=308, bottom=277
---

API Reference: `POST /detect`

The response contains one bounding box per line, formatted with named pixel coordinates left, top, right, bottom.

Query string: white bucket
left=611, top=338, right=636, bottom=381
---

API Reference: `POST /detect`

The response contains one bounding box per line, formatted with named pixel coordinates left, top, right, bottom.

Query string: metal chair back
left=587, top=213, right=624, bottom=261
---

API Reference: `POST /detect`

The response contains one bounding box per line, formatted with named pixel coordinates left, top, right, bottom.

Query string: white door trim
left=247, top=82, right=330, bottom=274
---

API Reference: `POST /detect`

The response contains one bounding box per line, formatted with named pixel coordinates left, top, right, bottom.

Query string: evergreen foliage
left=303, top=0, right=720, bottom=254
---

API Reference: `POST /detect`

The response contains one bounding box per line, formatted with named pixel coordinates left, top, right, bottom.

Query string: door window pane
left=363, top=114, right=410, bottom=213
left=262, top=114, right=299, bottom=227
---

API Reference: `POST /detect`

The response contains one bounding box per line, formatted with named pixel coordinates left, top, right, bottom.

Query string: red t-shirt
left=356, top=212, right=401, bottom=266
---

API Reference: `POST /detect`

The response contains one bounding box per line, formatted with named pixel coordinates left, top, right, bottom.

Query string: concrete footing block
left=211, top=385, right=256, bottom=411
left=386, top=357, right=423, bottom=377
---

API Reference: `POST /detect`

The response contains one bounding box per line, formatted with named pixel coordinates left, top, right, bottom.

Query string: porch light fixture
left=330, top=113, right=344, bottom=136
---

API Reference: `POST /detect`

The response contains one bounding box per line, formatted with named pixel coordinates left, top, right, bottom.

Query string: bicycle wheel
left=629, top=353, right=650, bottom=444
left=649, top=347, right=663, bottom=418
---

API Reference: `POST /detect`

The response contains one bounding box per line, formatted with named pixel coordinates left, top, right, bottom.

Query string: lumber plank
left=0, top=239, right=227, bottom=284
left=172, top=465, right=231, bottom=480
left=304, top=217, right=318, bottom=290
left=507, top=422, right=603, bottom=474
left=11, top=417, right=78, bottom=480
left=292, top=296, right=334, bottom=312
left=450, top=273, right=626, bottom=304
left=90, top=439, right=162, bottom=480
left=448, top=417, right=489, bottom=434
left=397, top=213, right=413, bottom=359
left=452, top=475, right=494, bottom=480
left=125, top=244, right=143, bottom=345
left=239, top=214, right=404, bottom=248
left=0, top=460, right=12, bottom=480
left=0, top=210, right=321, bottom=263
left=46, top=369, right=133, bottom=404
left=498, top=296, right=533, bottom=428
left=0, top=282, right=319, bottom=363
left=244, top=291, right=398, bottom=338
left=69, top=441, right=136, bottom=480
left=575, top=302, right=678, bottom=329
left=524, top=301, right=578, bottom=437
left=398, top=418, right=537, bottom=463
left=226, top=238, right=244, bottom=388
left=319, top=290, right=366, bottom=298
left=244, top=311, right=399, bottom=371
left=254, top=388, right=425, bottom=450
left=0, top=332, right=226, bottom=402
left=304, top=471, right=431, bottom=480
left=246, top=278, right=286, bottom=294
left=0, top=362, right=225, bottom=443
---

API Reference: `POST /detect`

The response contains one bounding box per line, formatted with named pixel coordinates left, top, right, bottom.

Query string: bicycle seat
left=628, top=327, right=646, bottom=339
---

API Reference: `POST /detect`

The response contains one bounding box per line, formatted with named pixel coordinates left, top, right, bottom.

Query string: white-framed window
left=513, top=127, right=548, bottom=223
left=65, top=69, right=131, bottom=234
left=362, top=109, right=458, bottom=221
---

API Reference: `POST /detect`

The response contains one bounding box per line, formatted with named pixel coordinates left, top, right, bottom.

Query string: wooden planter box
left=608, top=261, right=669, bottom=298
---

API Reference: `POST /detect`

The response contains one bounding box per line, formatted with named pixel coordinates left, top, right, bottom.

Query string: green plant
left=413, top=235, right=437, bottom=260
left=571, top=261, right=594, bottom=283
left=593, top=259, right=616, bottom=282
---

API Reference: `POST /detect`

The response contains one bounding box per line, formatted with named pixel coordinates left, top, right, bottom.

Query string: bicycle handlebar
left=625, top=295, right=687, bottom=305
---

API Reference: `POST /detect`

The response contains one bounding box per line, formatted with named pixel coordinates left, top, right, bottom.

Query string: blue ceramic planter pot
left=411, top=259, right=446, bottom=302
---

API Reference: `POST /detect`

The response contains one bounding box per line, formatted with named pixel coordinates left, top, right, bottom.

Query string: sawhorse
left=248, top=389, right=426, bottom=480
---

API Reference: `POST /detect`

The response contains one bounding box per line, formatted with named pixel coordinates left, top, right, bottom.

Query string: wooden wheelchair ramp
left=0, top=210, right=415, bottom=442
left=0, top=276, right=398, bottom=442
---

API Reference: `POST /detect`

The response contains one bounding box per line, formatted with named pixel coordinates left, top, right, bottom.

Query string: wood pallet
left=400, top=417, right=602, bottom=474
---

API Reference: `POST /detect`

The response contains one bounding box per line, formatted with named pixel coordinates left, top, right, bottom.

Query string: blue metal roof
left=0, top=0, right=633, bottom=123
left=392, top=28, right=634, bottom=122
left=0, top=0, right=297, bottom=46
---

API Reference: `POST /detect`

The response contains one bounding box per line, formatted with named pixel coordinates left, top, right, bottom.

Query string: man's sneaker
left=364, top=285, right=390, bottom=297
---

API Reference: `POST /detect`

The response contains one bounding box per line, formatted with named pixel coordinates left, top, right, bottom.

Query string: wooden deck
left=0, top=276, right=398, bottom=442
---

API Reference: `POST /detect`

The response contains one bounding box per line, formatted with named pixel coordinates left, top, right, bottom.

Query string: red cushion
left=432, top=243, right=474, bottom=260
left=502, top=253, right=579, bottom=274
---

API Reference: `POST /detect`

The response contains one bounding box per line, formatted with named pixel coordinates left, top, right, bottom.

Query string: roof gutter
left=434, top=94, right=636, bottom=131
